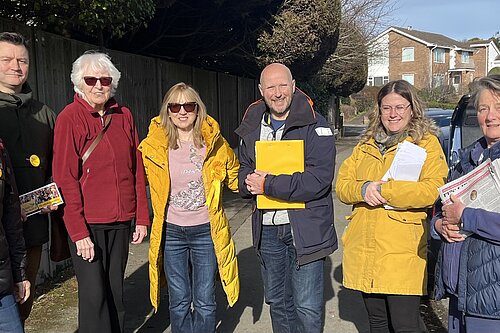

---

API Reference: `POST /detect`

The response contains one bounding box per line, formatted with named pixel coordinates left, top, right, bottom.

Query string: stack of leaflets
left=382, top=141, right=427, bottom=210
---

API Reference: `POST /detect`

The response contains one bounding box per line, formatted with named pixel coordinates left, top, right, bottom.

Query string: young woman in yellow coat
left=336, top=80, right=448, bottom=332
left=138, top=82, right=239, bottom=333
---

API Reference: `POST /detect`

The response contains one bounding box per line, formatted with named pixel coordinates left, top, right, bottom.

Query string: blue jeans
left=0, top=293, right=23, bottom=333
left=260, top=224, right=324, bottom=333
left=164, top=222, right=217, bottom=333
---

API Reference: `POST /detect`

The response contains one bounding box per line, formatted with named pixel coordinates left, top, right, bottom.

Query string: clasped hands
left=435, top=195, right=466, bottom=243
left=363, top=180, right=387, bottom=207
left=245, top=170, right=269, bottom=195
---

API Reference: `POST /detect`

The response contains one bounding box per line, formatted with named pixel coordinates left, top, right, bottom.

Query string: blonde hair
left=361, top=80, right=438, bottom=143
left=159, top=82, right=207, bottom=149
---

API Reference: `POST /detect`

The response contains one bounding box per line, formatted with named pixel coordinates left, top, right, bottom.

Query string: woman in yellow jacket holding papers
left=336, top=80, right=448, bottom=333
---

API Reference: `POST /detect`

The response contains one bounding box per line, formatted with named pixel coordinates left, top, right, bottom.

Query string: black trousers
left=362, top=293, right=428, bottom=333
left=69, top=221, right=131, bottom=333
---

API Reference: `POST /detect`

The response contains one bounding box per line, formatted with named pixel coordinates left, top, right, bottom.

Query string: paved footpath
left=26, top=136, right=443, bottom=332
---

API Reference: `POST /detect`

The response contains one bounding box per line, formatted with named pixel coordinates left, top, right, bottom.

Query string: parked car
left=426, top=95, right=482, bottom=295
left=448, top=94, right=483, bottom=167
left=425, top=108, right=453, bottom=161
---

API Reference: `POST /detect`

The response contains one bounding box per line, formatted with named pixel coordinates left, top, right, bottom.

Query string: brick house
left=367, top=26, right=500, bottom=93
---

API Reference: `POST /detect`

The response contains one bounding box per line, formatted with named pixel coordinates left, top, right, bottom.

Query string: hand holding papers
left=382, top=141, right=427, bottom=181
left=382, top=141, right=427, bottom=209
left=255, top=140, right=305, bottom=209
left=438, top=158, right=500, bottom=237
left=19, top=182, right=64, bottom=217
left=438, top=158, right=500, bottom=213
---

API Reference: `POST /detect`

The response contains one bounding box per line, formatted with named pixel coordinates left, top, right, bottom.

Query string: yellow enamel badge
left=29, top=154, right=41, bottom=167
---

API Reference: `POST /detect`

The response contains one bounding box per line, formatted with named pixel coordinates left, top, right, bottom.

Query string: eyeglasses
left=168, top=102, right=198, bottom=113
left=83, top=76, right=113, bottom=87
left=380, top=104, right=411, bottom=115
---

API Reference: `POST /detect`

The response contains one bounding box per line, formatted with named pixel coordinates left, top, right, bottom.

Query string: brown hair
left=361, top=80, right=438, bottom=143
left=0, top=32, right=28, bottom=48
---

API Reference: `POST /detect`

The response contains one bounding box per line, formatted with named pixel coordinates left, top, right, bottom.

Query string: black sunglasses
left=84, top=76, right=113, bottom=87
left=168, top=102, right=198, bottom=113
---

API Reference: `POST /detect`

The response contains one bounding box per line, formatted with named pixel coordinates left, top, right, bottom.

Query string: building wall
left=431, top=48, right=450, bottom=84
left=474, top=48, right=487, bottom=78
left=487, top=42, right=500, bottom=73
left=366, top=34, right=389, bottom=86
left=388, top=32, right=431, bottom=89
left=368, top=29, right=497, bottom=93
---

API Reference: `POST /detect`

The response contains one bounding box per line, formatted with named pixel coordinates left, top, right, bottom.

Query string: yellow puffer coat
left=138, top=115, right=240, bottom=311
left=336, top=135, right=448, bottom=295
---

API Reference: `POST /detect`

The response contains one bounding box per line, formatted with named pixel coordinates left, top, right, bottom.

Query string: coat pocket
left=386, top=210, right=427, bottom=225
left=341, top=209, right=360, bottom=246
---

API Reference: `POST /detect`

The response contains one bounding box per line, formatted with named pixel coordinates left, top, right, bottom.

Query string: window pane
left=434, top=48, right=445, bottom=63
left=402, top=48, right=414, bottom=62
left=402, top=74, right=414, bottom=85
left=462, top=52, right=470, bottom=63
left=374, top=77, right=383, bottom=86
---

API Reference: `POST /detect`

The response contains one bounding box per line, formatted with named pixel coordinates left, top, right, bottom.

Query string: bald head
left=260, top=63, right=293, bottom=86
left=258, top=63, right=296, bottom=120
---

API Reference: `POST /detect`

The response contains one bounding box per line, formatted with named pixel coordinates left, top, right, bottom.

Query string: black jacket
left=235, top=89, right=338, bottom=265
left=0, top=139, right=27, bottom=296
left=0, top=84, right=56, bottom=247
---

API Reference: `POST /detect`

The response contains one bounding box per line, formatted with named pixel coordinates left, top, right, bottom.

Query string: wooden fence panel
left=158, top=61, right=193, bottom=96
left=192, top=67, right=218, bottom=119
left=108, top=50, right=159, bottom=139
left=34, top=31, right=95, bottom=114
left=218, top=73, right=239, bottom=147
left=237, top=77, right=257, bottom=122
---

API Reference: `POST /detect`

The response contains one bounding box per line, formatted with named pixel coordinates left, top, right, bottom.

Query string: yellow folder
left=255, top=140, right=305, bottom=209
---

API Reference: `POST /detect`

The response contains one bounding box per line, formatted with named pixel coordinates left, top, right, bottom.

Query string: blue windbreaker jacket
left=235, top=89, right=338, bottom=265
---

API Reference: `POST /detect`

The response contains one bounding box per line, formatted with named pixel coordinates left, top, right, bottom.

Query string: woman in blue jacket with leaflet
left=433, top=75, right=500, bottom=333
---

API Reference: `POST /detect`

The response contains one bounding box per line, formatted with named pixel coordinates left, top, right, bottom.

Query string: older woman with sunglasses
left=139, top=82, right=240, bottom=333
left=52, top=51, right=149, bottom=333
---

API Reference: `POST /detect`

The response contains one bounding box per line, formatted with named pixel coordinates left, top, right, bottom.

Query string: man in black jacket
left=0, top=139, right=30, bottom=332
left=236, top=63, right=337, bottom=333
left=0, top=32, right=57, bottom=322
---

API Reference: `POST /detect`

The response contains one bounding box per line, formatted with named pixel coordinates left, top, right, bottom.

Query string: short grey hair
left=471, top=75, right=500, bottom=110
left=70, top=51, right=121, bottom=97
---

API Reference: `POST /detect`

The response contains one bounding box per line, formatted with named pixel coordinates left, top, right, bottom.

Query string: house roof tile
left=392, top=26, right=471, bottom=49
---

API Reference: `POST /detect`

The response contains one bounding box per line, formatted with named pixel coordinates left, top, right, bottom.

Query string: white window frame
left=434, top=48, right=445, bottom=63
left=402, top=47, right=414, bottom=62
left=453, top=75, right=461, bottom=85
left=367, top=77, right=374, bottom=86
left=462, top=51, right=470, bottom=64
left=402, top=74, right=415, bottom=85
